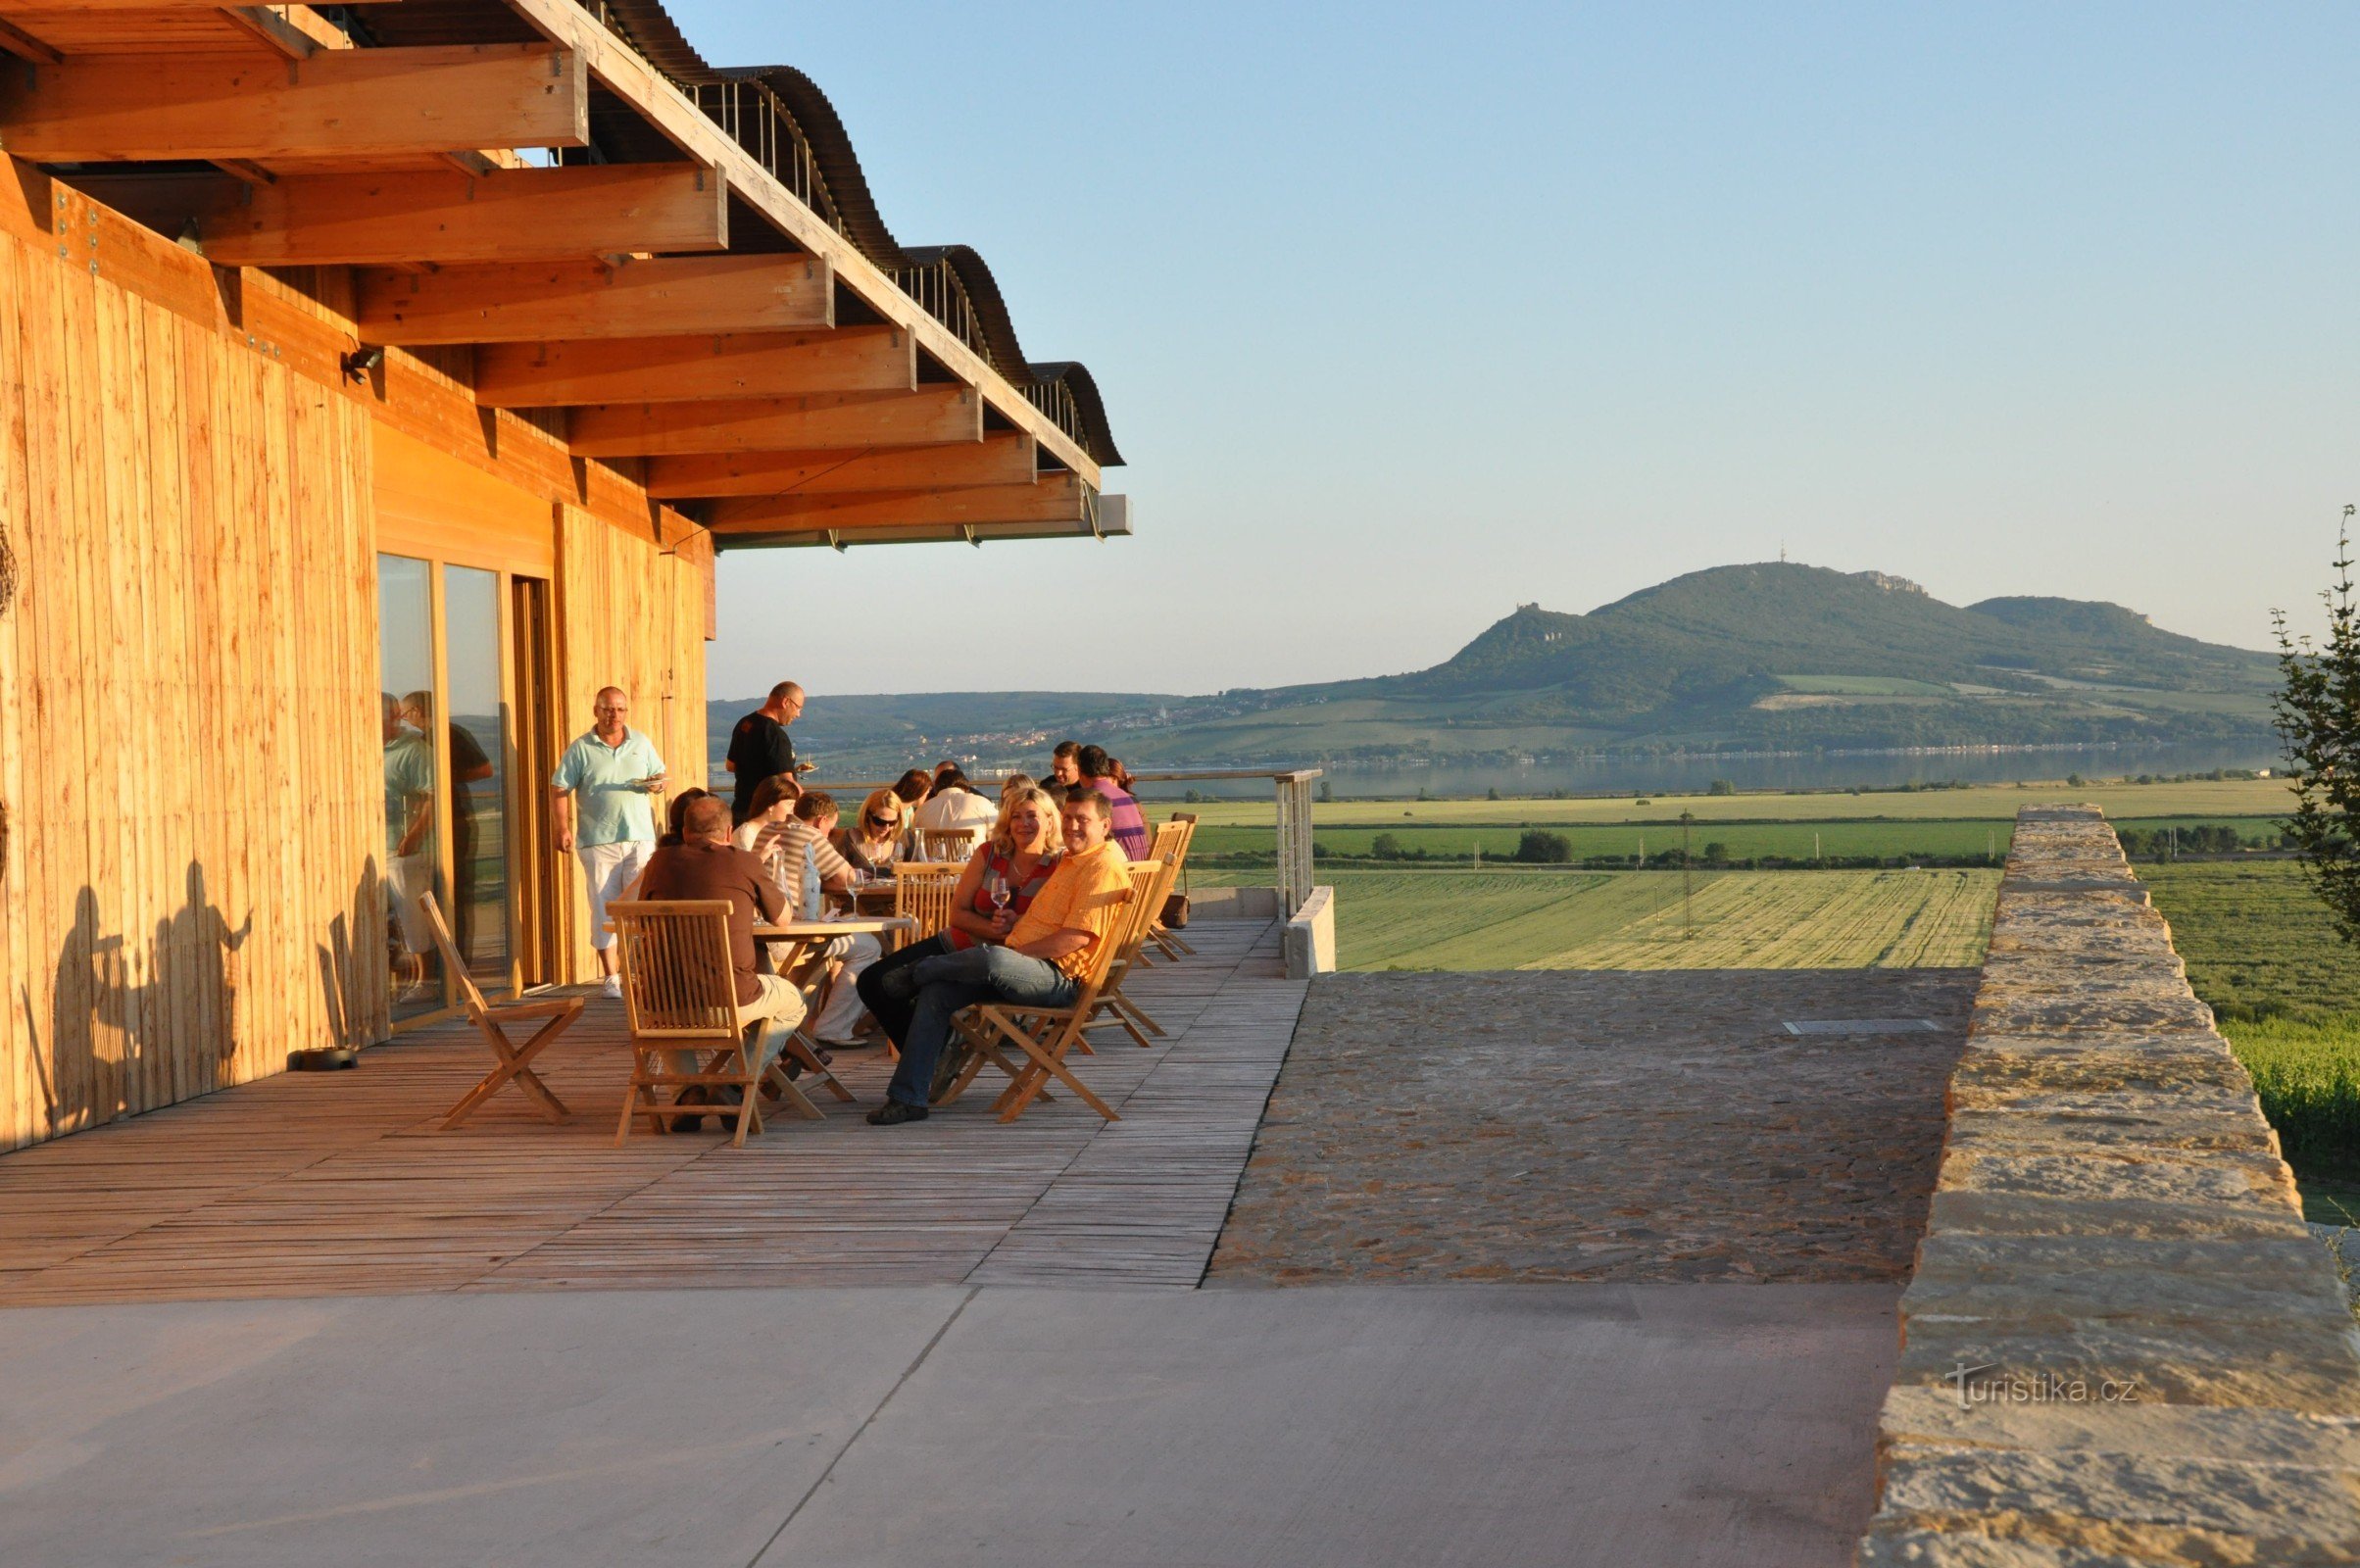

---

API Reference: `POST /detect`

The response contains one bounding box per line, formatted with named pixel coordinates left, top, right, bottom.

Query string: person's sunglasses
left=867, top=813, right=894, bottom=828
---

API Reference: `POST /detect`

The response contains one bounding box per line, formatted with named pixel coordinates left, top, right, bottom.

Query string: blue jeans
left=881, top=945, right=1079, bottom=1107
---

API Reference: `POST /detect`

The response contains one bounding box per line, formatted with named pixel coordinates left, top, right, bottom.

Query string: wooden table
left=759, top=914, right=920, bottom=953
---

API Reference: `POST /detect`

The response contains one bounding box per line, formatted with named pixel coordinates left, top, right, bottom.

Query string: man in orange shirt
left=866, top=790, right=1132, bottom=1126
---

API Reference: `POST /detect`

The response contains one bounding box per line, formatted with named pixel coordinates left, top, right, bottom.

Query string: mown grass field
left=2138, top=861, right=2360, bottom=1203
left=1194, top=866, right=1997, bottom=972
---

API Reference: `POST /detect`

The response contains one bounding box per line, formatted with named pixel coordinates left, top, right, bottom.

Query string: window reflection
left=378, top=555, right=441, bottom=1020
left=441, top=566, right=510, bottom=994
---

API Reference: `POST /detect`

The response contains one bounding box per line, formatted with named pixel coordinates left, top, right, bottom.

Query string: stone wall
left=1856, top=806, right=2360, bottom=1566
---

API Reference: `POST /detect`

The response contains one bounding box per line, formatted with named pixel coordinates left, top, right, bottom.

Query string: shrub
left=1371, top=833, right=1401, bottom=860
left=1516, top=830, right=1573, bottom=863
left=1707, top=779, right=1736, bottom=796
left=1702, top=841, right=1730, bottom=864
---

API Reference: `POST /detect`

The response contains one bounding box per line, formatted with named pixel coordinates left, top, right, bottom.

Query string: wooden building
left=0, top=0, right=1125, bottom=1151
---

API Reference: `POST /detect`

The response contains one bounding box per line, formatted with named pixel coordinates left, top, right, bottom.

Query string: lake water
left=1122, top=741, right=2284, bottom=802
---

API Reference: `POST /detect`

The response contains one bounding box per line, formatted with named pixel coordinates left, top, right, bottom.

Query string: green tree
left=1706, top=779, right=1736, bottom=796
left=1371, top=832, right=1401, bottom=860
left=2275, top=510, right=2360, bottom=945
left=1317, top=779, right=1333, bottom=803
left=1516, top=829, right=1572, bottom=863
left=1702, top=841, right=1730, bottom=864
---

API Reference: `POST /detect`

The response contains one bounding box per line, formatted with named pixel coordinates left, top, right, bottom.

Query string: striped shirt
left=1090, top=778, right=1151, bottom=860
left=752, top=817, right=854, bottom=918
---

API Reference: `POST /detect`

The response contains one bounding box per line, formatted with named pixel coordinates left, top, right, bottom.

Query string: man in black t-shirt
left=726, top=680, right=810, bottom=823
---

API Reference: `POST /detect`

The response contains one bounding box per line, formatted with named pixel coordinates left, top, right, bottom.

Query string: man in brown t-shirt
left=639, top=796, right=804, bottom=1074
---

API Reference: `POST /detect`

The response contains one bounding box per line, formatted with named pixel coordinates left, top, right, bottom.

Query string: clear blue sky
left=677, top=1, right=2360, bottom=700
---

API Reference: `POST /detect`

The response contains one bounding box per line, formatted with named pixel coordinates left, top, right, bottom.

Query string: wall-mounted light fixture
left=340, top=344, right=385, bottom=383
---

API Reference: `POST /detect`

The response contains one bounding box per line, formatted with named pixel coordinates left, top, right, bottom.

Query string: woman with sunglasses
left=833, top=786, right=907, bottom=878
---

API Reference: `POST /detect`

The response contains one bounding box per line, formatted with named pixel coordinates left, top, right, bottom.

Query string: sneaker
left=601, top=975, right=623, bottom=1000
left=866, top=1101, right=930, bottom=1127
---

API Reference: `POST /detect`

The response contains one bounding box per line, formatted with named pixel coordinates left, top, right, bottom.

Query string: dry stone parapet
left=1854, top=806, right=2360, bottom=1566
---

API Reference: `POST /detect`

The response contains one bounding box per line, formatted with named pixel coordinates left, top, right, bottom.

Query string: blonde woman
left=833, top=786, right=905, bottom=876
left=855, top=785, right=1062, bottom=1053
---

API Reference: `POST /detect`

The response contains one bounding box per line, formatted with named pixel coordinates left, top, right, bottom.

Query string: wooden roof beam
left=78, top=164, right=727, bottom=267
left=643, top=431, right=1037, bottom=500
left=0, top=45, right=586, bottom=164
left=355, top=254, right=829, bottom=345
left=568, top=386, right=982, bottom=458
left=498, top=0, right=1101, bottom=489
left=713, top=513, right=1125, bottom=551
left=475, top=322, right=910, bottom=408
left=707, top=472, right=1093, bottom=534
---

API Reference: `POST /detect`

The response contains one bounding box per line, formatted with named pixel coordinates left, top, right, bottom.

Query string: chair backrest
left=919, top=826, right=980, bottom=863
left=414, top=891, right=485, bottom=1017
left=607, top=900, right=742, bottom=1043
left=1145, top=818, right=1188, bottom=866
left=1165, top=811, right=1199, bottom=865
left=1113, top=858, right=1178, bottom=968
left=894, top=861, right=963, bottom=939
left=1067, top=883, right=1139, bottom=1004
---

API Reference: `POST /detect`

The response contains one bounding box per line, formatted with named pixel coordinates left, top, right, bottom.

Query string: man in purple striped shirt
left=1075, top=744, right=1148, bottom=860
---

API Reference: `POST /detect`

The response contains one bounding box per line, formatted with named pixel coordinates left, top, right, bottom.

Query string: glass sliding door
left=441, top=566, right=511, bottom=996
left=377, top=554, right=442, bottom=1021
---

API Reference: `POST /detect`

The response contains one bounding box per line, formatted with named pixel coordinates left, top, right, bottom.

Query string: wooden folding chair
left=1146, top=813, right=1199, bottom=960
left=609, top=900, right=817, bottom=1147
left=1085, top=858, right=1182, bottom=1048
left=770, top=934, right=858, bottom=1105
left=940, top=882, right=1136, bottom=1124
left=419, top=891, right=585, bottom=1130
left=918, top=826, right=981, bottom=863
left=893, top=860, right=963, bottom=942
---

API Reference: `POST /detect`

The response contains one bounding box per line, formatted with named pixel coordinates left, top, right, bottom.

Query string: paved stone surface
left=1854, top=807, right=2360, bottom=1568
left=0, top=1282, right=1899, bottom=1568
left=1207, top=967, right=1976, bottom=1285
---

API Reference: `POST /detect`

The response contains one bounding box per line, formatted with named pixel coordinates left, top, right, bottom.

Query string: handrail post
left=1272, top=768, right=1322, bottom=915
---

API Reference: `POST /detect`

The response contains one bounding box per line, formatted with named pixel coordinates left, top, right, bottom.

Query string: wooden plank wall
left=551, top=506, right=710, bottom=979
left=0, top=219, right=384, bottom=1152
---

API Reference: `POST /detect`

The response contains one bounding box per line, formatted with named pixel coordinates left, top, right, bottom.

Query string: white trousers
left=578, top=839, right=655, bottom=951
left=812, top=932, right=883, bottom=1041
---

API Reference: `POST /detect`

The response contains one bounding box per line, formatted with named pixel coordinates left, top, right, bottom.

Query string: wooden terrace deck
left=0, top=922, right=1305, bottom=1305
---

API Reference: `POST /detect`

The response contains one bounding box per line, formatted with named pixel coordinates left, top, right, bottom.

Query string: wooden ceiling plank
left=354, top=253, right=829, bottom=344
left=73, top=164, right=728, bottom=267
left=567, top=386, right=982, bottom=458
left=0, top=18, right=59, bottom=64
left=643, top=431, right=1038, bottom=500
left=474, top=322, right=910, bottom=408
left=0, top=44, right=586, bottom=163
left=707, top=472, right=1088, bottom=533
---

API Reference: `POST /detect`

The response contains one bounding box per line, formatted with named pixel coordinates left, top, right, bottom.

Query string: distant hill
left=713, top=564, right=2281, bottom=772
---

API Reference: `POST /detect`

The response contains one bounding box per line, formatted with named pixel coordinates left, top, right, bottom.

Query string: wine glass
left=989, top=880, right=1012, bottom=918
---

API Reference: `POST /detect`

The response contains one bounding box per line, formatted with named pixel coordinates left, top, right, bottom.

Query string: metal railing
left=790, top=767, right=1326, bottom=916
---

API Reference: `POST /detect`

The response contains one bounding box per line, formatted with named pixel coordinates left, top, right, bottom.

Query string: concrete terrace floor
left=0, top=936, right=1969, bottom=1568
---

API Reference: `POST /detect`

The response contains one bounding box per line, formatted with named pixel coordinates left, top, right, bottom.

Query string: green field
left=2139, top=861, right=2360, bottom=1199
left=1155, top=775, right=2293, bottom=829
left=1190, top=813, right=2280, bottom=866
left=1205, top=867, right=1998, bottom=972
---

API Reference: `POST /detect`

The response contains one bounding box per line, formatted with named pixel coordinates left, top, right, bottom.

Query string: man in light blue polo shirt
left=551, top=686, right=666, bottom=998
